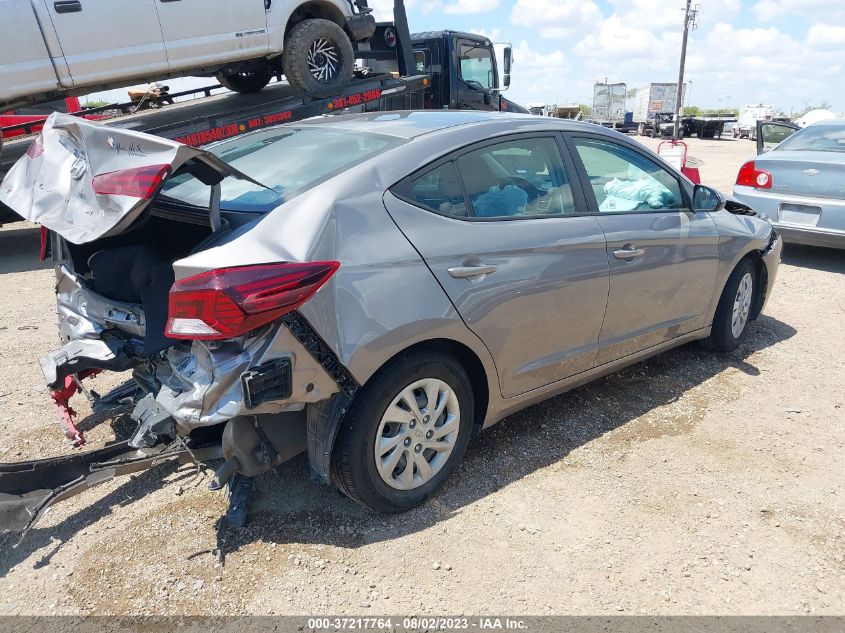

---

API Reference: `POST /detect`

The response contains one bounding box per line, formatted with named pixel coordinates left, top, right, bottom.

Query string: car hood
left=0, top=112, right=261, bottom=244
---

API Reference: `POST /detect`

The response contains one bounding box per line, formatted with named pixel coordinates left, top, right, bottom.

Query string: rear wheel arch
left=358, top=338, right=490, bottom=434
left=744, top=250, right=767, bottom=320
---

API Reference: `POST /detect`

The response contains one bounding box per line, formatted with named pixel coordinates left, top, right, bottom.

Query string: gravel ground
left=0, top=136, right=842, bottom=616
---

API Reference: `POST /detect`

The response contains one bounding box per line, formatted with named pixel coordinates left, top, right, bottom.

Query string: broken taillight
left=25, top=134, right=44, bottom=159
left=92, top=164, right=171, bottom=199
left=736, top=161, right=773, bottom=189
left=165, top=262, right=340, bottom=340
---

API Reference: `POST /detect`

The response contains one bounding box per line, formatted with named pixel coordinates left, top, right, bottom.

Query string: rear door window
left=393, top=136, right=579, bottom=219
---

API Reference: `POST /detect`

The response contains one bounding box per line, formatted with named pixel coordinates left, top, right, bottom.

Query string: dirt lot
left=0, top=136, right=842, bottom=616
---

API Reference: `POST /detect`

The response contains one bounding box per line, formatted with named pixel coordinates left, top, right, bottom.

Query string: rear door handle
left=613, top=246, right=646, bottom=259
left=54, top=0, right=82, bottom=12
left=448, top=264, right=498, bottom=279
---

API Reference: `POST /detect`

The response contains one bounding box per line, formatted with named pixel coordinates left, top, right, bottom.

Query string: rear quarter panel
left=172, top=155, right=502, bottom=406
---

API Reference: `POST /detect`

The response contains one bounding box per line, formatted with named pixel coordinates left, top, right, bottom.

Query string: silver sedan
left=734, top=119, right=845, bottom=249
left=1, top=111, right=781, bottom=514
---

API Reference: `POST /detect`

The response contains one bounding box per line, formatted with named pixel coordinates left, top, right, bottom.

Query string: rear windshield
left=776, top=124, right=845, bottom=153
left=160, top=127, right=404, bottom=212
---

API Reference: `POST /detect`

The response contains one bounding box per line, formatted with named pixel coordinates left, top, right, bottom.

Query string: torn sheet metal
left=0, top=112, right=261, bottom=244
left=56, top=264, right=146, bottom=343
left=151, top=323, right=339, bottom=432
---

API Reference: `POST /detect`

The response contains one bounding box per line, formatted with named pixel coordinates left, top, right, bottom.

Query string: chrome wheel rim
left=731, top=272, right=754, bottom=339
left=374, top=378, right=460, bottom=491
left=307, top=38, right=340, bottom=84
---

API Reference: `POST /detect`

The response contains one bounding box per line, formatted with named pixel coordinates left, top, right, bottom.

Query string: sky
left=368, top=0, right=845, bottom=114
left=88, top=0, right=845, bottom=115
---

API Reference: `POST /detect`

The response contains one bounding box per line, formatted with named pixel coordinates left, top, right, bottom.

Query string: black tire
left=282, top=19, right=354, bottom=95
left=702, top=258, right=757, bottom=352
left=331, top=350, right=475, bottom=513
left=216, top=67, right=272, bottom=93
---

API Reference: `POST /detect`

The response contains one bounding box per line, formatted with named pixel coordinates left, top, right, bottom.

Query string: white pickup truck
left=1, top=0, right=376, bottom=110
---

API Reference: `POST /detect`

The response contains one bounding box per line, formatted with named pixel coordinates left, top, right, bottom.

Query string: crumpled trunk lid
left=0, top=112, right=257, bottom=244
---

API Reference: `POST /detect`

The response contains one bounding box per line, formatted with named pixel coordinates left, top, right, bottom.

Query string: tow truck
left=1, top=1, right=520, bottom=224
left=0, top=0, right=522, bottom=545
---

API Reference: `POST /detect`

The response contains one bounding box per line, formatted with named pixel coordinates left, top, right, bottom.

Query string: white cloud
left=753, top=0, right=844, bottom=21
left=509, top=0, right=602, bottom=39
left=505, top=41, right=572, bottom=105
left=807, top=24, right=845, bottom=50
left=367, top=0, right=442, bottom=21
left=442, top=0, right=499, bottom=15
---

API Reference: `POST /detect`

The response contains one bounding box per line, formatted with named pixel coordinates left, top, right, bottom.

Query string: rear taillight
left=736, top=161, right=772, bottom=189
left=92, top=164, right=170, bottom=198
left=165, top=262, right=340, bottom=340
left=25, top=134, right=44, bottom=159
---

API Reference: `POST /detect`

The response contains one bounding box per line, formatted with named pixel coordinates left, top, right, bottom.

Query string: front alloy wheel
left=702, top=257, right=758, bottom=352
left=282, top=19, right=354, bottom=95
left=307, top=38, right=341, bottom=84
left=731, top=271, right=754, bottom=339
left=374, top=378, right=461, bottom=491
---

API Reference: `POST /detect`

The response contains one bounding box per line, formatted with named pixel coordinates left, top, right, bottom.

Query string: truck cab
left=361, top=28, right=525, bottom=113
left=411, top=31, right=524, bottom=112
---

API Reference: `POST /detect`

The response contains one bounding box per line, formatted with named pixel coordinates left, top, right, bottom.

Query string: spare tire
left=283, top=19, right=354, bottom=95
left=216, top=67, right=272, bottom=94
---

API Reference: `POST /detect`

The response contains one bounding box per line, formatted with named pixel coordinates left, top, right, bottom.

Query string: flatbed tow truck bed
left=1, top=72, right=428, bottom=170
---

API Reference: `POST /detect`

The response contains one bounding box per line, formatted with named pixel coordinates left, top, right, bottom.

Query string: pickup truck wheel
left=283, top=19, right=354, bottom=95
left=331, top=350, right=474, bottom=513
left=702, top=258, right=757, bottom=353
left=216, top=68, right=272, bottom=93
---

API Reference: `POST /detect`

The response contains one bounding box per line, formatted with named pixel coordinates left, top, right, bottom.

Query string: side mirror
left=502, top=45, right=512, bottom=89
left=693, top=184, right=725, bottom=212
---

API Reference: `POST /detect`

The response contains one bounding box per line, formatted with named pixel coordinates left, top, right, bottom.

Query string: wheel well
left=285, top=1, right=346, bottom=37
left=745, top=250, right=767, bottom=320
left=369, top=339, right=490, bottom=436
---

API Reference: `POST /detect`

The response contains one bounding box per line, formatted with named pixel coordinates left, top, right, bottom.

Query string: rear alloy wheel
left=374, top=378, right=461, bottom=491
left=332, top=351, right=474, bottom=513
left=216, top=67, right=272, bottom=94
left=283, top=19, right=354, bottom=95
left=702, top=258, right=757, bottom=352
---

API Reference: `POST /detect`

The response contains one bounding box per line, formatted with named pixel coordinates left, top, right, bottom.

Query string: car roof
left=412, top=30, right=491, bottom=42
left=296, top=110, right=606, bottom=140
left=807, top=118, right=845, bottom=127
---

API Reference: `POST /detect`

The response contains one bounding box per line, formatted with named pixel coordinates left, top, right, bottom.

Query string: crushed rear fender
left=0, top=112, right=262, bottom=244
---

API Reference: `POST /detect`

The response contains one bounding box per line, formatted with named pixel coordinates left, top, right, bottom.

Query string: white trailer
left=734, top=104, right=775, bottom=139
left=633, top=83, right=685, bottom=136
left=592, top=83, right=627, bottom=122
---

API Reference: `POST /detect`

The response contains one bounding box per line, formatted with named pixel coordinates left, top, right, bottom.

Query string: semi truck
left=633, top=82, right=684, bottom=136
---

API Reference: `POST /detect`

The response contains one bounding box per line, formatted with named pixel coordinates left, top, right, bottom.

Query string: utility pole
left=673, top=1, right=698, bottom=140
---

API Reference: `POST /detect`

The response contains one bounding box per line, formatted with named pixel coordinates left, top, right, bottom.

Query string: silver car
left=733, top=119, right=845, bottom=249
left=1, top=111, right=781, bottom=514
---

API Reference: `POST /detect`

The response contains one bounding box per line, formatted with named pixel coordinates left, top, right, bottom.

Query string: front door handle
left=448, top=264, right=498, bottom=279
left=613, top=246, right=646, bottom=259
left=54, top=0, right=82, bottom=12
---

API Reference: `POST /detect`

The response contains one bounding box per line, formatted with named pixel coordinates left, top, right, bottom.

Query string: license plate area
left=779, top=203, right=821, bottom=226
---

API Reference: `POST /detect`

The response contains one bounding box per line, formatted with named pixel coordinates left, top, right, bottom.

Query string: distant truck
left=593, top=83, right=626, bottom=121
left=734, top=104, right=774, bottom=139
left=633, top=83, right=684, bottom=136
